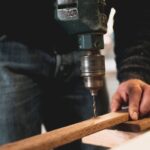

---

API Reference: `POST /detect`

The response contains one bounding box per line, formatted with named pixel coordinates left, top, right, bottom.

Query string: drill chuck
left=81, top=51, right=105, bottom=96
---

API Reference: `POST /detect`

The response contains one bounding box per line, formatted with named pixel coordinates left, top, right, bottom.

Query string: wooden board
left=0, top=112, right=129, bottom=150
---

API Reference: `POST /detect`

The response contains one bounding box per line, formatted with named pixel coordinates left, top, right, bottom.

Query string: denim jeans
left=0, top=39, right=108, bottom=150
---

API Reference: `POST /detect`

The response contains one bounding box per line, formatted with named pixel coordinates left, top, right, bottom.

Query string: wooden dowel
left=0, top=112, right=129, bottom=150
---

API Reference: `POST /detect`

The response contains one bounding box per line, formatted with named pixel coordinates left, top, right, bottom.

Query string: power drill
left=55, top=0, right=107, bottom=117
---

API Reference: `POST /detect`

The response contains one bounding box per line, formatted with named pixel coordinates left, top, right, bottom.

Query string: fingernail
left=132, top=112, right=138, bottom=120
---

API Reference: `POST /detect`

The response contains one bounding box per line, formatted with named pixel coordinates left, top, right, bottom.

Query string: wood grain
left=0, top=112, right=129, bottom=150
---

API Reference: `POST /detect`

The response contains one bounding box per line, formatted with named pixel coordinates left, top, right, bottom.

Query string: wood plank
left=0, top=112, right=129, bottom=150
left=115, top=117, right=150, bottom=132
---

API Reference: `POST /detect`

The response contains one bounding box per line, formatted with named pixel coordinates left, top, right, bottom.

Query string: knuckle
left=118, top=80, right=142, bottom=94
left=117, top=83, right=127, bottom=92
left=128, top=85, right=142, bottom=94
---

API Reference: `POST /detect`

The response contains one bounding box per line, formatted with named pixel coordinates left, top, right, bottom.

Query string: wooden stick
left=0, top=112, right=129, bottom=150
left=116, top=117, right=150, bottom=132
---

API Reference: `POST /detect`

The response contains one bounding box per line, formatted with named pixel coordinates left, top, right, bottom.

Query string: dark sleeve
left=113, top=0, right=150, bottom=84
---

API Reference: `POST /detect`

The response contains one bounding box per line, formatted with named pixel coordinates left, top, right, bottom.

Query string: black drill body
left=55, top=0, right=108, bottom=116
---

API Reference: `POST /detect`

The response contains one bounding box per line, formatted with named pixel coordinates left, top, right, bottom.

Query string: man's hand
left=111, top=79, right=150, bottom=120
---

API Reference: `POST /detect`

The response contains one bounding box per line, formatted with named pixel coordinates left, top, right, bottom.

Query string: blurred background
left=103, top=8, right=118, bottom=101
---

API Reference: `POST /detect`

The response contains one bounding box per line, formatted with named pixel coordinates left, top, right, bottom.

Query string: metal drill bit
left=92, top=95, right=97, bottom=117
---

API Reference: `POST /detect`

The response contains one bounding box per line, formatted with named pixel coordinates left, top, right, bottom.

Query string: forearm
left=116, top=41, right=150, bottom=84
left=113, top=1, right=150, bottom=84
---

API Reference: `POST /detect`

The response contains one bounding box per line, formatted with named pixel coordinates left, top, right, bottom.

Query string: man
left=0, top=0, right=149, bottom=149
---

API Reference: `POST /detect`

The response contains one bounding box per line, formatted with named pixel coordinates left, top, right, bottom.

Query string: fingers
left=111, top=85, right=128, bottom=112
left=140, top=85, right=150, bottom=117
left=111, top=92, right=122, bottom=112
left=128, top=85, right=142, bottom=120
left=111, top=79, right=144, bottom=120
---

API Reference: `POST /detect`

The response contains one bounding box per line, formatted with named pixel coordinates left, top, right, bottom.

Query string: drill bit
left=92, top=95, right=97, bottom=117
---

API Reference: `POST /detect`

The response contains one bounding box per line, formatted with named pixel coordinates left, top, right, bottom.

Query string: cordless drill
left=55, top=0, right=107, bottom=117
